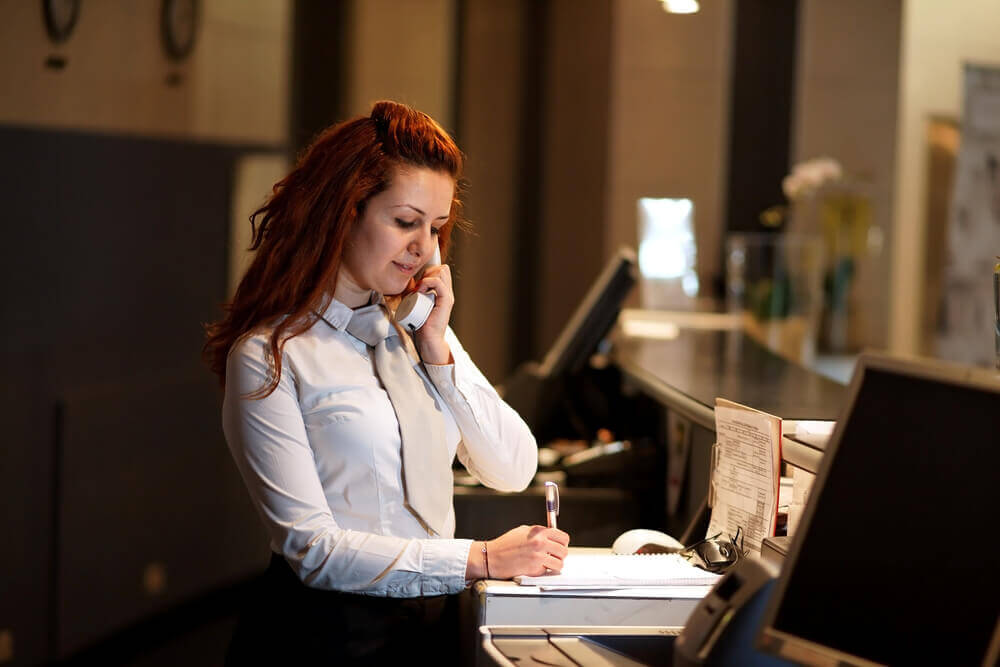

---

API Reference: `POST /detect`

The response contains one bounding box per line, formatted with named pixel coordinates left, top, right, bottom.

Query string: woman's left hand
left=411, top=263, right=454, bottom=364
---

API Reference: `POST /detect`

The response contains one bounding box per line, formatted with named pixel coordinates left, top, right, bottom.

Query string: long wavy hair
left=203, top=100, right=465, bottom=397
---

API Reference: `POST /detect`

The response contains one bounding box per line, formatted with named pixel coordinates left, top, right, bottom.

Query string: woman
left=203, top=100, right=570, bottom=663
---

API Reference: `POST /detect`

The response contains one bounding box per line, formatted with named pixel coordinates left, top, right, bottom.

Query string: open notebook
left=514, top=553, right=720, bottom=590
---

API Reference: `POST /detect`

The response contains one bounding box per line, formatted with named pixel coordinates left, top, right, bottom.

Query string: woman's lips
left=393, top=261, right=417, bottom=275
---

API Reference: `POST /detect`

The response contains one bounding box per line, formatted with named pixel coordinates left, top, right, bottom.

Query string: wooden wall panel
left=0, top=126, right=274, bottom=662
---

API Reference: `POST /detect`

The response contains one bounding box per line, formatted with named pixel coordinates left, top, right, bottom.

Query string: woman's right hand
left=485, top=525, right=570, bottom=579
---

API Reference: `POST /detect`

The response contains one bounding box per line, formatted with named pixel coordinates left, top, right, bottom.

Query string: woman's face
left=342, top=166, right=454, bottom=297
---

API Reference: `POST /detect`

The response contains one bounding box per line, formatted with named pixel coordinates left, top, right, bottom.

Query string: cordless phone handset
left=395, top=245, right=441, bottom=332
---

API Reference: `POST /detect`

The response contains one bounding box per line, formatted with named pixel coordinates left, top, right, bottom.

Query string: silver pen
left=544, top=481, right=560, bottom=529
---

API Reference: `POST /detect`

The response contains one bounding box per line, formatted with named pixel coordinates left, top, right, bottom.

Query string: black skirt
left=225, top=553, right=462, bottom=665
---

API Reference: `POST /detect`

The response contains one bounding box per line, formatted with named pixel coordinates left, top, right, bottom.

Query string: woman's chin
left=380, top=278, right=413, bottom=297
left=381, top=286, right=406, bottom=297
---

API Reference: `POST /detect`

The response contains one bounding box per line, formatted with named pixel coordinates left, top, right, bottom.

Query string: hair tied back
left=371, top=113, right=388, bottom=138
left=370, top=103, right=393, bottom=139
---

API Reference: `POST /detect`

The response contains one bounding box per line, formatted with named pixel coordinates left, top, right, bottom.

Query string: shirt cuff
left=424, top=362, right=458, bottom=396
left=420, top=538, right=474, bottom=592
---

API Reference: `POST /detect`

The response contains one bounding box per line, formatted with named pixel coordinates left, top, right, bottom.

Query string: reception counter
left=467, top=311, right=852, bottom=665
left=607, top=310, right=848, bottom=538
left=611, top=311, right=847, bottom=428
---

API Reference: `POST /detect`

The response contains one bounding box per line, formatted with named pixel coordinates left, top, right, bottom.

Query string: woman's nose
left=410, top=227, right=434, bottom=257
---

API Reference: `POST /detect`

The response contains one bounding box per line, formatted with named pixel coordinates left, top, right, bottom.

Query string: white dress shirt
left=222, top=296, right=538, bottom=597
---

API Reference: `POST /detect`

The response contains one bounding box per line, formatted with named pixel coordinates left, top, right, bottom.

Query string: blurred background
left=2, top=0, right=998, bottom=664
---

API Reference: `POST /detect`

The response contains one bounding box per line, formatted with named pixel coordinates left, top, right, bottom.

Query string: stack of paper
left=708, top=398, right=782, bottom=556
left=514, top=553, right=719, bottom=590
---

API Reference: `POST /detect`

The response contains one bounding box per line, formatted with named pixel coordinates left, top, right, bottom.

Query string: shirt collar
left=317, top=292, right=383, bottom=331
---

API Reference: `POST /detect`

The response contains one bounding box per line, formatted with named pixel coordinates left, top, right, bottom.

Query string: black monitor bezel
left=538, top=246, right=638, bottom=380
left=755, top=351, right=1000, bottom=666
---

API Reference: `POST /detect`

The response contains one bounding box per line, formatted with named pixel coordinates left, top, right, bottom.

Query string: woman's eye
left=395, top=218, right=418, bottom=228
left=431, top=226, right=442, bottom=236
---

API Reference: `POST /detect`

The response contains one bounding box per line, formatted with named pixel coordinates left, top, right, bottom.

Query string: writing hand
left=483, top=525, right=571, bottom=579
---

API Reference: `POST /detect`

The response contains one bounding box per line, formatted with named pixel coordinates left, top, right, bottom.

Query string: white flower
left=782, top=157, right=843, bottom=201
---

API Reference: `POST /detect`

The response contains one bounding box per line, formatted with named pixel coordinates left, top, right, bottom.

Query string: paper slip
left=791, top=420, right=835, bottom=448
left=707, top=398, right=782, bottom=556
left=514, top=553, right=720, bottom=589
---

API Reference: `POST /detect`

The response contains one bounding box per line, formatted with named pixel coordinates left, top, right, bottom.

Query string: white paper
left=514, top=553, right=719, bottom=589
left=707, top=399, right=782, bottom=556
left=787, top=467, right=816, bottom=536
left=792, top=420, right=835, bottom=448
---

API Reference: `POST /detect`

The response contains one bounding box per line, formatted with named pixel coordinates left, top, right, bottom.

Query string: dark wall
left=533, top=0, right=615, bottom=364
left=724, top=0, right=799, bottom=236
left=290, top=0, right=350, bottom=153
left=0, top=126, right=272, bottom=663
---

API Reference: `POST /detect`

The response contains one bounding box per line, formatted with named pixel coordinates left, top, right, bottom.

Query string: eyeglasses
left=679, top=527, right=746, bottom=574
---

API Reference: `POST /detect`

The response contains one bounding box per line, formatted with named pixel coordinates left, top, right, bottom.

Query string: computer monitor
left=500, top=246, right=638, bottom=439
left=538, top=245, right=638, bottom=379
left=757, top=353, right=1000, bottom=666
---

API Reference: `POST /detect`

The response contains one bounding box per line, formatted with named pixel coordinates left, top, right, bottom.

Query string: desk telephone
left=395, top=245, right=441, bottom=331
left=612, top=529, right=684, bottom=555
left=612, top=529, right=745, bottom=575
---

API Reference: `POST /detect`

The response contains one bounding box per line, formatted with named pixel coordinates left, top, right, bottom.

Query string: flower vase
left=816, top=191, right=871, bottom=354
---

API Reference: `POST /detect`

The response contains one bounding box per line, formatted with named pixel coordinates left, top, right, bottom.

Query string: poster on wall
left=937, top=64, right=1000, bottom=366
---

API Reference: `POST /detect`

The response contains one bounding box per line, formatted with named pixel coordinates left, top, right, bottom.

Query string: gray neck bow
left=346, top=303, right=452, bottom=535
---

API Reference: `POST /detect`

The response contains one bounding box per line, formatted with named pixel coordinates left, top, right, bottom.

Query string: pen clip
left=545, top=481, right=559, bottom=515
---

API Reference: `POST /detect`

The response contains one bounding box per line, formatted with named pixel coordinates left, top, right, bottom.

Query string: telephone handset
left=395, top=245, right=441, bottom=332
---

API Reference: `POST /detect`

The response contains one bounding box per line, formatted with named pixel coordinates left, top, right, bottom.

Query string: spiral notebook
left=514, top=553, right=720, bottom=590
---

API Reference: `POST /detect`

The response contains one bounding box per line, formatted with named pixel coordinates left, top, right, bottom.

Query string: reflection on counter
left=613, top=309, right=848, bottom=426
left=617, top=308, right=858, bottom=385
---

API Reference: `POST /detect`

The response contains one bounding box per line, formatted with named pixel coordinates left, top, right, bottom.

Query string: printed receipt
left=707, top=398, right=782, bottom=556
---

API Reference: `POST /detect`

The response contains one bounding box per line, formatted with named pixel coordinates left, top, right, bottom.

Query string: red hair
left=203, top=100, right=465, bottom=396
